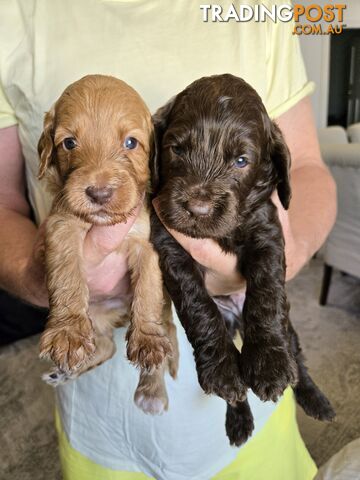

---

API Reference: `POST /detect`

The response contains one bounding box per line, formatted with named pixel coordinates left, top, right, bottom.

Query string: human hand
left=152, top=198, right=243, bottom=296
left=26, top=205, right=142, bottom=308
left=153, top=193, right=302, bottom=296
left=82, top=205, right=141, bottom=301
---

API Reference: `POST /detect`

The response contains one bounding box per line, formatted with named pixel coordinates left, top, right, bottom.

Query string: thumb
left=84, top=204, right=141, bottom=266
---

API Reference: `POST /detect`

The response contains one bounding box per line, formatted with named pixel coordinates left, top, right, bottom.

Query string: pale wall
left=298, top=0, right=360, bottom=127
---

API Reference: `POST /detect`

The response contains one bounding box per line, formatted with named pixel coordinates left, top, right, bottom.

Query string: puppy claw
left=198, top=349, right=247, bottom=403
left=201, top=376, right=247, bottom=404
left=42, top=368, right=75, bottom=386
left=241, top=343, right=298, bottom=402
left=127, top=330, right=172, bottom=370
left=39, top=320, right=95, bottom=374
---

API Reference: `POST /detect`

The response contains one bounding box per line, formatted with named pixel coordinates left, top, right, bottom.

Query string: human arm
left=154, top=96, right=337, bottom=295
left=0, top=125, right=137, bottom=308
left=275, top=96, right=337, bottom=280
left=0, top=125, right=44, bottom=305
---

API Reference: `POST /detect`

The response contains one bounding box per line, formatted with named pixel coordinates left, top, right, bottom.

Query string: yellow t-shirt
left=0, top=3, right=316, bottom=478
left=0, top=0, right=313, bottom=224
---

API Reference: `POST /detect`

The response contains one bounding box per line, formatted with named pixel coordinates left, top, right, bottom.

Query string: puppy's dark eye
left=63, top=137, right=77, bottom=150
left=234, top=157, right=248, bottom=168
left=124, top=137, right=138, bottom=150
left=171, top=145, right=183, bottom=156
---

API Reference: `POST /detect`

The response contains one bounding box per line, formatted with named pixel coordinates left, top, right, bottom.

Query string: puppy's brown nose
left=86, top=186, right=113, bottom=205
left=186, top=199, right=213, bottom=216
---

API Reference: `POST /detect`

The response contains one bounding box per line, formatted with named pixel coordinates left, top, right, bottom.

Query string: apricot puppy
left=38, top=75, right=178, bottom=414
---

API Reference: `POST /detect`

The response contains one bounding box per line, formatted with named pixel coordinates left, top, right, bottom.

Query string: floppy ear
left=269, top=121, right=292, bottom=210
left=38, top=105, right=56, bottom=179
left=151, top=96, right=177, bottom=193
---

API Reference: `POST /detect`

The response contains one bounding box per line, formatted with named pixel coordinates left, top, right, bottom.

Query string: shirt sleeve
left=265, top=5, right=315, bottom=119
left=0, top=81, right=17, bottom=128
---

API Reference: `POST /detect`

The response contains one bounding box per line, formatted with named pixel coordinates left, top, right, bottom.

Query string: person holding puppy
left=0, top=1, right=336, bottom=479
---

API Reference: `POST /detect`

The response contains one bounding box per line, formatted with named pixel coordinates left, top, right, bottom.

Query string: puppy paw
left=42, top=368, right=75, bottom=386
left=39, top=317, right=95, bottom=374
left=134, top=390, right=169, bottom=415
left=241, top=342, right=298, bottom=402
left=226, top=400, right=254, bottom=447
left=126, top=328, right=172, bottom=370
left=294, top=384, right=336, bottom=422
left=134, top=373, right=169, bottom=415
left=197, top=346, right=247, bottom=404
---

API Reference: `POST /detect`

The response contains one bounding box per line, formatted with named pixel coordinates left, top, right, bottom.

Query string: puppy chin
left=157, top=181, right=239, bottom=238
left=157, top=200, right=234, bottom=239
left=173, top=222, right=221, bottom=239
left=86, top=209, right=138, bottom=226
left=68, top=197, right=140, bottom=226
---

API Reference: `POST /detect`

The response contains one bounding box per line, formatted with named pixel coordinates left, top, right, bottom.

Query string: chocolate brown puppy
left=150, top=74, right=335, bottom=444
left=38, top=75, right=178, bottom=415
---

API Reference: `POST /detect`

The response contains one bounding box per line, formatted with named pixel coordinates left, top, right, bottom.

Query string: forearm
left=284, top=164, right=336, bottom=280
left=0, top=125, right=145, bottom=320
left=0, top=207, right=46, bottom=306
left=0, top=125, right=46, bottom=305
left=275, top=96, right=337, bottom=281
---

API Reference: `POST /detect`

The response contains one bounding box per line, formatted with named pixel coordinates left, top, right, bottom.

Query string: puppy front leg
left=239, top=208, right=297, bottom=402
left=39, top=213, right=95, bottom=373
left=151, top=213, right=246, bottom=404
left=43, top=305, right=118, bottom=386
left=125, top=239, right=172, bottom=370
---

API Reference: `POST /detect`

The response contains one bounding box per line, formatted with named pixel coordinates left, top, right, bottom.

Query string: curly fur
left=150, top=74, right=335, bottom=445
left=38, top=74, right=178, bottom=415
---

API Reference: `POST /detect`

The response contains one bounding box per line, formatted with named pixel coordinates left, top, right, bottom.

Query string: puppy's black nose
left=86, top=186, right=113, bottom=205
left=185, top=199, right=213, bottom=216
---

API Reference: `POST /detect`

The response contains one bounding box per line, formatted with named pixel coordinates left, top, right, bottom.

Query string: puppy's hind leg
left=225, top=399, right=254, bottom=447
left=133, top=288, right=177, bottom=415
left=134, top=363, right=169, bottom=415
left=288, top=321, right=336, bottom=422
left=162, top=289, right=179, bottom=380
